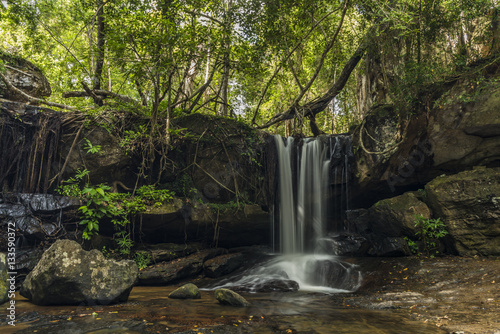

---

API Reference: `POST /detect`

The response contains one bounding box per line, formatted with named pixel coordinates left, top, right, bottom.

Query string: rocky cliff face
left=352, top=62, right=500, bottom=207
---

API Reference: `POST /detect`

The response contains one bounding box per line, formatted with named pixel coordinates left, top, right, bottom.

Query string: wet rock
left=369, top=237, right=412, bottom=257
left=204, top=252, right=245, bottom=278
left=316, top=233, right=370, bottom=256
left=425, top=167, right=500, bottom=256
left=168, top=283, right=201, bottom=299
left=18, top=193, right=80, bottom=213
left=0, top=50, right=52, bottom=101
left=138, top=248, right=226, bottom=285
left=214, top=288, right=250, bottom=307
left=20, top=239, right=138, bottom=305
left=142, top=242, right=203, bottom=263
left=306, top=259, right=362, bottom=291
left=252, top=279, right=299, bottom=292
left=0, top=253, right=9, bottom=304
left=0, top=194, right=80, bottom=242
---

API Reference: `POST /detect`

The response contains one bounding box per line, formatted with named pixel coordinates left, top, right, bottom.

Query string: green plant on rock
left=78, top=184, right=118, bottom=240
left=114, top=230, right=134, bottom=256
left=83, top=138, right=102, bottom=155
left=134, top=251, right=152, bottom=270
left=412, top=214, right=449, bottom=257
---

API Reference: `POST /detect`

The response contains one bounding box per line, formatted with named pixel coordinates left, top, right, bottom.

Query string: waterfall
left=211, top=134, right=361, bottom=294
left=273, top=134, right=353, bottom=252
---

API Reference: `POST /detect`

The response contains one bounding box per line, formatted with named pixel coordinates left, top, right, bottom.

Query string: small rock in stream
left=214, top=288, right=250, bottom=307
left=168, top=283, right=201, bottom=299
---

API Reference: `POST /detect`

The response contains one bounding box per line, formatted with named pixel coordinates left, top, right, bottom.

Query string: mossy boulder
left=168, top=283, right=201, bottom=299
left=214, top=288, right=250, bottom=307
left=20, top=239, right=138, bottom=305
left=425, top=167, right=500, bottom=256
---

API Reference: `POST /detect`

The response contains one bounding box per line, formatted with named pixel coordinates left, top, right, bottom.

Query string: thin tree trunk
left=92, top=0, right=105, bottom=106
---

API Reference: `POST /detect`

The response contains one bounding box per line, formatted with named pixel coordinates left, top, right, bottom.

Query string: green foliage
left=136, top=185, right=174, bottom=206
left=411, top=214, right=449, bottom=257
left=58, top=171, right=174, bottom=260
left=114, top=231, right=134, bottom=256
left=83, top=138, right=102, bottom=155
left=119, top=125, right=149, bottom=154
left=134, top=251, right=152, bottom=270
left=55, top=168, right=89, bottom=197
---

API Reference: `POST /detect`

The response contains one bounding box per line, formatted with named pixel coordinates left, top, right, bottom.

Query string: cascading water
left=212, top=135, right=361, bottom=294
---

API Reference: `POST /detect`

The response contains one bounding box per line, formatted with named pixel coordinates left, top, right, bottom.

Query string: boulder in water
left=168, top=283, right=201, bottom=299
left=20, top=239, right=138, bottom=305
left=214, top=288, right=250, bottom=307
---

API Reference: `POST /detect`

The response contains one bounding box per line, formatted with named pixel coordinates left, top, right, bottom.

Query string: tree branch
left=250, top=8, right=341, bottom=125
left=0, top=72, right=77, bottom=110
left=257, top=27, right=373, bottom=130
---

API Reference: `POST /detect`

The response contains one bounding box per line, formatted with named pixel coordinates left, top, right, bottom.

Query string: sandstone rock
left=352, top=79, right=500, bottom=207
left=138, top=248, right=226, bottom=285
left=204, top=252, right=245, bottom=278
left=20, top=239, right=138, bottom=305
left=425, top=167, right=500, bottom=256
left=214, top=288, right=250, bottom=307
left=168, top=283, right=201, bottom=299
left=369, top=192, right=431, bottom=237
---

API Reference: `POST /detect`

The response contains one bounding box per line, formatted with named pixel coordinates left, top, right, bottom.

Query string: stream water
left=0, top=287, right=446, bottom=333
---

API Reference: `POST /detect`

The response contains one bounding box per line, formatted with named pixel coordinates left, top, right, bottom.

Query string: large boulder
left=368, top=192, right=431, bottom=237
left=20, top=239, right=138, bottom=305
left=345, top=192, right=431, bottom=256
left=0, top=50, right=51, bottom=101
left=425, top=167, right=500, bottom=256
